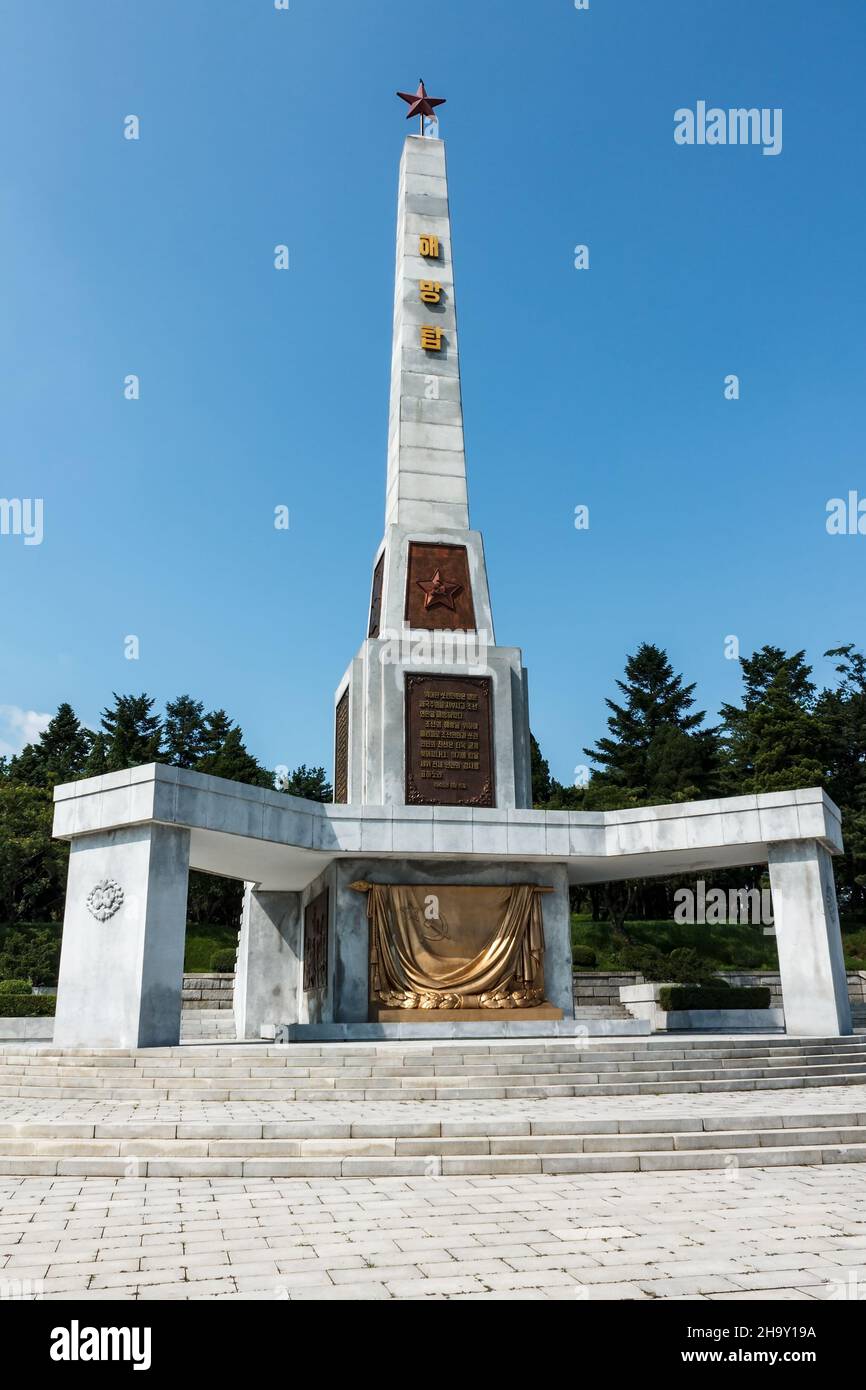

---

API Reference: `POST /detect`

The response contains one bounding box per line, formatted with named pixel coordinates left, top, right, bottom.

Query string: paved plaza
left=2, top=1165, right=865, bottom=1302
left=2, top=1079, right=866, bottom=1301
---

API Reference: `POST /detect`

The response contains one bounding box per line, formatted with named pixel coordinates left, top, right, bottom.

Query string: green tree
left=196, top=721, right=272, bottom=787
left=7, top=703, right=92, bottom=787
left=584, top=643, right=718, bottom=805
left=720, top=647, right=826, bottom=794
left=88, top=693, right=163, bottom=773
left=279, top=765, right=333, bottom=801
left=529, top=734, right=553, bottom=807
left=0, top=783, right=68, bottom=923
left=819, top=645, right=866, bottom=909
left=163, top=695, right=207, bottom=768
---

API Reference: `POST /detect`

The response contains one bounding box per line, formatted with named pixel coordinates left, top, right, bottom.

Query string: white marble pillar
left=386, top=134, right=469, bottom=531
left=768, top=839, right=852, bottom=1036
left=234, top=887, right=302, bottom=1039
left=54, top=824, right=190, bottom=1048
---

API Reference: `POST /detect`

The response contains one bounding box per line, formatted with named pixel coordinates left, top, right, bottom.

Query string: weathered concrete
left=53, top=823, right=190, bottom=1049
left=768, top=839, right=852, bottom=1037
left=234, top=888, right=302, bottom=1042
left=665, top=1009, right=785, bottom=1032
left=50, top=770, right=851, bottom=1044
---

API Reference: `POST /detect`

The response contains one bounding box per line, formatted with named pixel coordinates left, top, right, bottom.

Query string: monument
left=49, top=86, right=853, bottom=1048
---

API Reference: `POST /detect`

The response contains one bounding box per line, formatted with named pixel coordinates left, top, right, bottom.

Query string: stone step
left=1, top=1056, right=866, bottom=1089
left=1, top=1139, right=864, bottom=1179
left=3, top=1038, right=865, bottom=1104
left=1, top=1121, right=864, bottom=1160
left=5, top=1032, right=864, bottom=1054
left=2, top=1108, right=863, bottom=1141
left=4, top=1034, right=864, bottom=1062
left=3, top=1071, right=866, bottom=1104
left=2, top=1039, right=864, bottom=1071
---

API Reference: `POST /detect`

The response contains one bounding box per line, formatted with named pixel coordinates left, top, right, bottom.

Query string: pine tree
left=530, top=734, right=553, bottom=806
left=584, top=643, right=718, bottom=804
left=720, top=647, right=825, bottom=793
left=163, top=695, right=207, bottom=768
left=279, top=765, right=333, bottom=801
left=818, top=645, right=866, bottom=908
left=199, top=710, right=233, bottom=759
left=196, top=721, right=271, bottom=788
left=91, top=694, right=163, bottom=772
left=8, top=703, right=92, bottom=786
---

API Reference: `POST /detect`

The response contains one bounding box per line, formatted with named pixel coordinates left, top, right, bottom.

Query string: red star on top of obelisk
left=397, top=79, right=446, bottom=135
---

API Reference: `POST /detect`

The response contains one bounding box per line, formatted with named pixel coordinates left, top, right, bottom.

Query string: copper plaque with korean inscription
left=405, top=674, right=495, bottom=807
left=333, top=690, right=349, bottom=805
left=303, top=889, right=329, bottom=993
left=368, top=552, right=385, bottom=639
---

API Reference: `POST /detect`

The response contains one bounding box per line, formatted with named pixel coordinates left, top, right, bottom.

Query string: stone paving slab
left=2, top=1082, right=865, bottom=1127
left=1, top=1163, right=865, bottom=1300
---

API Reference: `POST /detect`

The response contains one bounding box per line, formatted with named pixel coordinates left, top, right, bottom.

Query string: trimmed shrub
left=615, top=944, right=670, bottom=980
left=0, top=978, right=33, bottom=995
left=0, top=994, right=56, bottom=1017
left=210, top=949, right=236, bottom=974
left=572, top=946, right=597, bottom=969
left=658, top=985, right=772, bottom=1012
left=666, top=948, right=718, bottom=985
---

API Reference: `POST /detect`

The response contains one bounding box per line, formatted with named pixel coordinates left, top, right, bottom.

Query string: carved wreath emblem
left=86, top=879, right=125, bottom=922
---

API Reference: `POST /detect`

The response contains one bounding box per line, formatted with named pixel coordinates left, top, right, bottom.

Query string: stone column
left=234, top=888, right=302, bottom=1039
left=540, top=865, right=575, bottom=1019
left=768, top=839, right=852, bottom=1037
left=54, top=824, right=190, bottom=1049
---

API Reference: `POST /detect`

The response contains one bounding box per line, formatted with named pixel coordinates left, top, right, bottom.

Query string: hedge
left=658, top=985, right=772, bottom=1012
left=0, top=994, right=56, bottom=1017
left=210, top=949, right=237, bottom=974
left=0, top=979, right=33, bottom=995
left=572, top=946, right=597, bottom=969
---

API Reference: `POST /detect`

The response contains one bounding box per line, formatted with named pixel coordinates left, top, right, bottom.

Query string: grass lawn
left=183, top=924, right=239, bottom=973
left=571, top=913, right=866, bottom=973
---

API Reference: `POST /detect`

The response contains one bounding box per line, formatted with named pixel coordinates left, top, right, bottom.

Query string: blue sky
left=1, top=0, right=864, bottom=783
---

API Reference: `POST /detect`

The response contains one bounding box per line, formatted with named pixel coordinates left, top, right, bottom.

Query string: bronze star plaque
left=405, top=674, right=495, bottom=807
left=405, top=542, right=476, bottom=631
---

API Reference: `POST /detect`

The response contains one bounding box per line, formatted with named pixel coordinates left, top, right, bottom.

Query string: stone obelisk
left=333, top=124, right=532, bottom=810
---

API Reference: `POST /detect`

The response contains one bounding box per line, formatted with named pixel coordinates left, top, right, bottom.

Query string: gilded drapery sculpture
left=351, top=882, right=548, bottom=1010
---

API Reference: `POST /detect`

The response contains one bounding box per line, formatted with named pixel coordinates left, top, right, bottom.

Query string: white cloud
left=0, top=704, right=52, bottom=758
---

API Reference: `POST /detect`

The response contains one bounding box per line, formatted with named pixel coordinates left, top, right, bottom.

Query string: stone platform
left=278, top=1018, right=647, bottom=1042
left=372, top=1005, right=563, bottom=1024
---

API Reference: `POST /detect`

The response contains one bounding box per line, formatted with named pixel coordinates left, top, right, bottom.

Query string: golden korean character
left=420, top=325, right=444, bottom=352
left=419, top=280, right=442, bottom=304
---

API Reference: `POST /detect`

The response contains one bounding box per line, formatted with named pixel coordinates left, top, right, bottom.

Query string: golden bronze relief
left=351, top=882, right=550, bottom=1012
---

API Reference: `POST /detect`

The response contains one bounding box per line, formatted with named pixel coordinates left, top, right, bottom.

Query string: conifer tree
left=163, top=695, right=207, bottom=768
left=279, top=764, right=333, bottom=801
left=8, top=703, right=92, bottom=786
left=584, top=643, right=718, bottom=804
left=720, top=647, right=825, bottom=793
